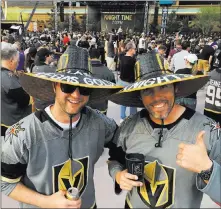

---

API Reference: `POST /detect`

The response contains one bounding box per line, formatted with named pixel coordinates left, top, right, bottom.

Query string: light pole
left=143, top=1, right=149, bottom=34
left=69, top=0, right=73, bottom=33
left=53, top=0, right=58, bottom=32
left=161, top=6, right=168, bottom=35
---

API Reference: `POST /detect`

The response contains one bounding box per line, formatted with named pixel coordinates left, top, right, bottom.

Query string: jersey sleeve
left=92, top=109, right=118, bottom=145
left=1, top=120, right=29, bottom=196
left=90, top=109, right=125, bottom=195
left=107, top=115, right=136, bottom=194
left=196, top=117, right=221, bottom=203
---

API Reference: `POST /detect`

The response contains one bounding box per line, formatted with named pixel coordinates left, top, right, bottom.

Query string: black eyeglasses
left=60, top=83, right=92, bottom=96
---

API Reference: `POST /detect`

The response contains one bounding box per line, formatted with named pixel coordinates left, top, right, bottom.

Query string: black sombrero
left=20, top=42, right=123, bottom=103
left=110, top=52, right=209, bottom=108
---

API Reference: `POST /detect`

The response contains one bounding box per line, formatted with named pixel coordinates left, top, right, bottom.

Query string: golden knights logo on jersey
left=52, top=157, right=89, bottom=196
left=137, top=161, right=175, bottom=208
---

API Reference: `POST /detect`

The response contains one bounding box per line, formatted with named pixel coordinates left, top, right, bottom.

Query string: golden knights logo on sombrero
left=137, top=161, right=176, bottom=208
left=52, top=156, right=89, bottom=196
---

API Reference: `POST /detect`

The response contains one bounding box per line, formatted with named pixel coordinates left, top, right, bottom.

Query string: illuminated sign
left=101, top=14, right=135, bottom=31
left=103, top=14, right=133, bottom=21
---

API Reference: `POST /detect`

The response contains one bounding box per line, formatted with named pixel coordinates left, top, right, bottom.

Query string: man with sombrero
left=108, top=51, right=221, bottom=208
left=1, top=43, right=123, bottom=208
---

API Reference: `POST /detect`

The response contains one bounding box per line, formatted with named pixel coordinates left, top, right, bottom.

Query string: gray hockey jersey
left=204, top=68, right=221, bottom=114
left=1, top=107, right=117, bottom=208
left=108, top=108, right=221, bottom=208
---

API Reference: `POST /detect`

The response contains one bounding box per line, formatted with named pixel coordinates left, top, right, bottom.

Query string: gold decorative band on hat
left=156, top=53, right=164, bottom=73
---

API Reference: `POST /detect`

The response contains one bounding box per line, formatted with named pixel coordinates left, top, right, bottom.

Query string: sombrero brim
left=20, top=72, right=123, bottom=103
left=110, top=74, right=210, bottom=107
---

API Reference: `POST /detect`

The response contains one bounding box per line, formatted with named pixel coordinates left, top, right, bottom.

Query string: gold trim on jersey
left=99, top=109, right=107, bottom=114
left=1, top=176, right=22, bottom=183
left=1, top=124, right=10, bottom=128
left=126, top=195, right=133, bottom=208
left=204, top=108, right=221, bottom=114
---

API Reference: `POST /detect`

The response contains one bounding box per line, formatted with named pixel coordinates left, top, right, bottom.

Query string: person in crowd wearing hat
left=170, top=41, right=191, bottom=73
left=204, top=49, right=221, bottom=125
left=1, top=42, right=32, bottom=137
left=87, top=48, right=116, bottom=115
left=108, top=51, right=220, bottom=208
left=175, top=54, right=199, bottom=110
left=118, top=41, right=137, bottom=123
left=1, top=42, right=123, bottom=208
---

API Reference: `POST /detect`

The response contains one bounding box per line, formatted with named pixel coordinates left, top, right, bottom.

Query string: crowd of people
left=1, top=26, right=221, bottom=208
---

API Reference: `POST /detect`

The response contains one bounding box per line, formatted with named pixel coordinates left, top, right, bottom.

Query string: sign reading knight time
left=104, top=14, right=133, bottom=23
left=101, top=13, right=135, bottom=31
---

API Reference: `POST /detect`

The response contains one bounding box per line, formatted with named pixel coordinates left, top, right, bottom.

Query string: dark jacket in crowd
left=1, top=67, right=32, bottom=136
left=88, top=60, right=116, bottom=113
left=32, top=64, right=56, bottom=110
left=119, top=55, right=136, bottom=83
left=32, top=63, right=55, bottom=73
left=77, top=40, right=90, bottom=49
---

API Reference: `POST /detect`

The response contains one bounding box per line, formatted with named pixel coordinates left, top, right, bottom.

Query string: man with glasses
left=1, top=43, right=123, bottom=208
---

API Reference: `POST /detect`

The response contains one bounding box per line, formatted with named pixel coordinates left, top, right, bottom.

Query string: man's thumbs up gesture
left=176, top=131, right=213, bottom=173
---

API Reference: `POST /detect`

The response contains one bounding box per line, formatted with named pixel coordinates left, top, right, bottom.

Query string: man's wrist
left=199, top=159, right=213, bottom=173
left=198, top=160, right=213, bottom=182
left=36, top=194, right=50, bottom=208
left=115, top=171, right=121, bottom=185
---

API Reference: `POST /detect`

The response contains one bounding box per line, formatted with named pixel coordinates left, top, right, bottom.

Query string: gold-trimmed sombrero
left=20, top=42, right=123, bottom=103
left=110, top=52, right=209, bottom=108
